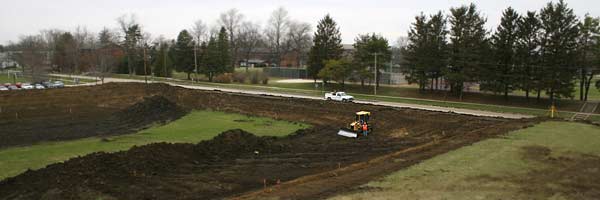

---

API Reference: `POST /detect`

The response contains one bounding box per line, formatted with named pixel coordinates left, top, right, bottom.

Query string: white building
left=0, top=52, right=20, bottom=69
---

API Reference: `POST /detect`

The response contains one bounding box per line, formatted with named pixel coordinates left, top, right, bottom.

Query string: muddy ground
left=0, top=83, right=539, bottom=199
left=0, top=95, right=188, bottom=148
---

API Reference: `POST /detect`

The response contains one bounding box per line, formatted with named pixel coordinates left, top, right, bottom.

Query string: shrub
left=261, top=76, right=269, bottom=84
left=233, top=72, right=247, bottom=83
left=247, top=71, right=270, bottom=84
left=249, top=71, right=260, bottom=84
left=213, top=73, right=232, bottom=83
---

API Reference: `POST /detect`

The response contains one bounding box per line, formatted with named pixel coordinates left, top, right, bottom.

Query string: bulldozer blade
left=337, top=128, right=358, bottom=138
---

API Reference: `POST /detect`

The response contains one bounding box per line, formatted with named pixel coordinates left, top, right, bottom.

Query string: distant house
left=342, top=44, right=355, bottom=58
left=237, top=44, right=355, bottom=68
left=0, top=52, right=20, bottom=69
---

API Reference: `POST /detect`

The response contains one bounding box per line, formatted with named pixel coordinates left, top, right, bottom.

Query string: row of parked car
left=0, top=81, right=65, bottom=91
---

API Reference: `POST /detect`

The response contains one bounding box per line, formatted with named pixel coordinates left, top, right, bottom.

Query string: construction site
left=0, top=83, right=543, bottom=199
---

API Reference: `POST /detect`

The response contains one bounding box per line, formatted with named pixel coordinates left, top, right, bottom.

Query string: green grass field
left=0, top=74, right=27, bottom=84
left=331, top=121, right=600, bottom=200
left=0, top=110, right=309, bottom=180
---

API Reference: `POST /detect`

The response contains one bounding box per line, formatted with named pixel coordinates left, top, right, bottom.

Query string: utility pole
left=371, top=52, right=380, bottom=95
left=163, top=45, right=167, bottom=78
left=143, top=44, right=148, bottom=84
left=194, top=39, right=198, bottom=82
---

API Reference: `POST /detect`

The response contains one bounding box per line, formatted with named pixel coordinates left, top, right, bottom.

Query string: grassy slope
left=0, top=110, right=309, bottom=180
left=330, top=121, right=600, bottom=200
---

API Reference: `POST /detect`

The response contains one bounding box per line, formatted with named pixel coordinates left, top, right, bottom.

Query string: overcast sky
left=1, top=0, right=599, bottom=45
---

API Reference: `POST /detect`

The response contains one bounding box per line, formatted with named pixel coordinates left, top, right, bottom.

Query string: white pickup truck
left=324, top=92, right=354, bottom=102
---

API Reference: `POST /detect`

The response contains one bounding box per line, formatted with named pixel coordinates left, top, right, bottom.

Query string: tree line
left=307, top=15, right=392, bottom=90
left=402, top=0, right=600, bottom=102
left=3, top=7, right=313, bottom=82
left=4, top=1, right=599, bottom=102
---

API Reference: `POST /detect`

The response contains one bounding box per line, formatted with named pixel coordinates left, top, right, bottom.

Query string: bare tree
left=138, top=32, right=153, bottom=78
left=15, top=35, right=49, bottom=83
left=117, top=14, right=142, bottom=75
left=265, top=7, right=290, bottom=67
left=287, top=20, right=312, bottom=67
left=73, top=26, right=97, bottom=73
left=208, top=25, right=221, bottom=39
left=238, top=21, right=264, bottom=70
left=190, top=19, right=207, bottom=81
left=191, top=19, right=208, bottom=43
left=218, top=9, right=244, bottom=68
left=96, top=27, right=120, bottom=83
left=40, top=29, right=64, bottom=69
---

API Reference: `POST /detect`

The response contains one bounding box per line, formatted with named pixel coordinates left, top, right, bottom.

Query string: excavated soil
left=0, top=95, right=188, bottom=148
left=0, top=83, right=540, bottom=199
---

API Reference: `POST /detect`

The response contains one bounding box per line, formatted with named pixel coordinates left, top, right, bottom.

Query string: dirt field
left=0, top=83, right=539, bottom=199
left=0, top=94, right=188, bottom=148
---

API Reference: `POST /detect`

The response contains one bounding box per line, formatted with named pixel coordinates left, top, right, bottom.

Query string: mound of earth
left=104, top=95, right=189, bottom=132
left=0, top=129, right=280, bottom=199
left=0, top=95, right=188, bottom=148
left=0, top=118, right=535, bottom=200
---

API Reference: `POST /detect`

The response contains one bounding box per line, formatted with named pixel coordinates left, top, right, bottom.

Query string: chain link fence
left=263, top=67, right=308, bottom=79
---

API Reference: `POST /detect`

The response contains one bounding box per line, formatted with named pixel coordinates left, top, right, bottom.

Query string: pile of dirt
left=111, top=95, right=187, bottom=125
left=193, top=129, right=282, bottom=161
left=0, top=95, right=188, bottom=148
left=0, top=130, right=283, bottom=199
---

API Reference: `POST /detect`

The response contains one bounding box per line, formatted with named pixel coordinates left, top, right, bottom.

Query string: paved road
left=54, top=74, right=534, bottom=119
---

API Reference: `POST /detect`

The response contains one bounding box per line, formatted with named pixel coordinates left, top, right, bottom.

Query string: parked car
left=42, top=81, right=55, bottom=88
left=324, top=91, right=354, bottom=102
left=34, top=84, right=45, bottom=89
left=21, top=83, right=34, bottom=90
left=53, top=81, right=65, bottom=88
left=0, top=86, right=8, bottom=91
left=8, top=85, right=20, bottom=90
left=4, top=83, right=11, bottom=87
left=15, top=82, right=22, bottom=88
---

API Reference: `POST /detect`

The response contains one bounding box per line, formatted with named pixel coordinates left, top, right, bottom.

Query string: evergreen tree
left=402, top=14, right=429, bottom=91
left=152, top=41, right=173, bottom=77
left=482, top=7, right=520, bottom=99
left=308, top=14, right=343, bottom=81
left=577, top=14, right=600, bottom=101
left=516, top=11, right=542, bottom=101
left=402, top=12, right=447, bottom=92
left=353, top=33, right=391, bottom=88
left=123, top=25, right=142, bottom=75
left=197, top=27, right=230, bottom=82
left=173, top=30, right=195, bottom=80
left=539, top=0, right=580, bottom=101
left=447, top=3, right=490, bottom=99
left=203, top=37, right=216, bottom=81
left=217, top=27, right=232, bottom=73
left=427, top=12, right=448, bottom=91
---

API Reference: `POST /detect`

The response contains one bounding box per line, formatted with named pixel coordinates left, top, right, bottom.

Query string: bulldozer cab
left=338, top=111, right=372, bottom=138
left=355, top=111, right=370, bottom=123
